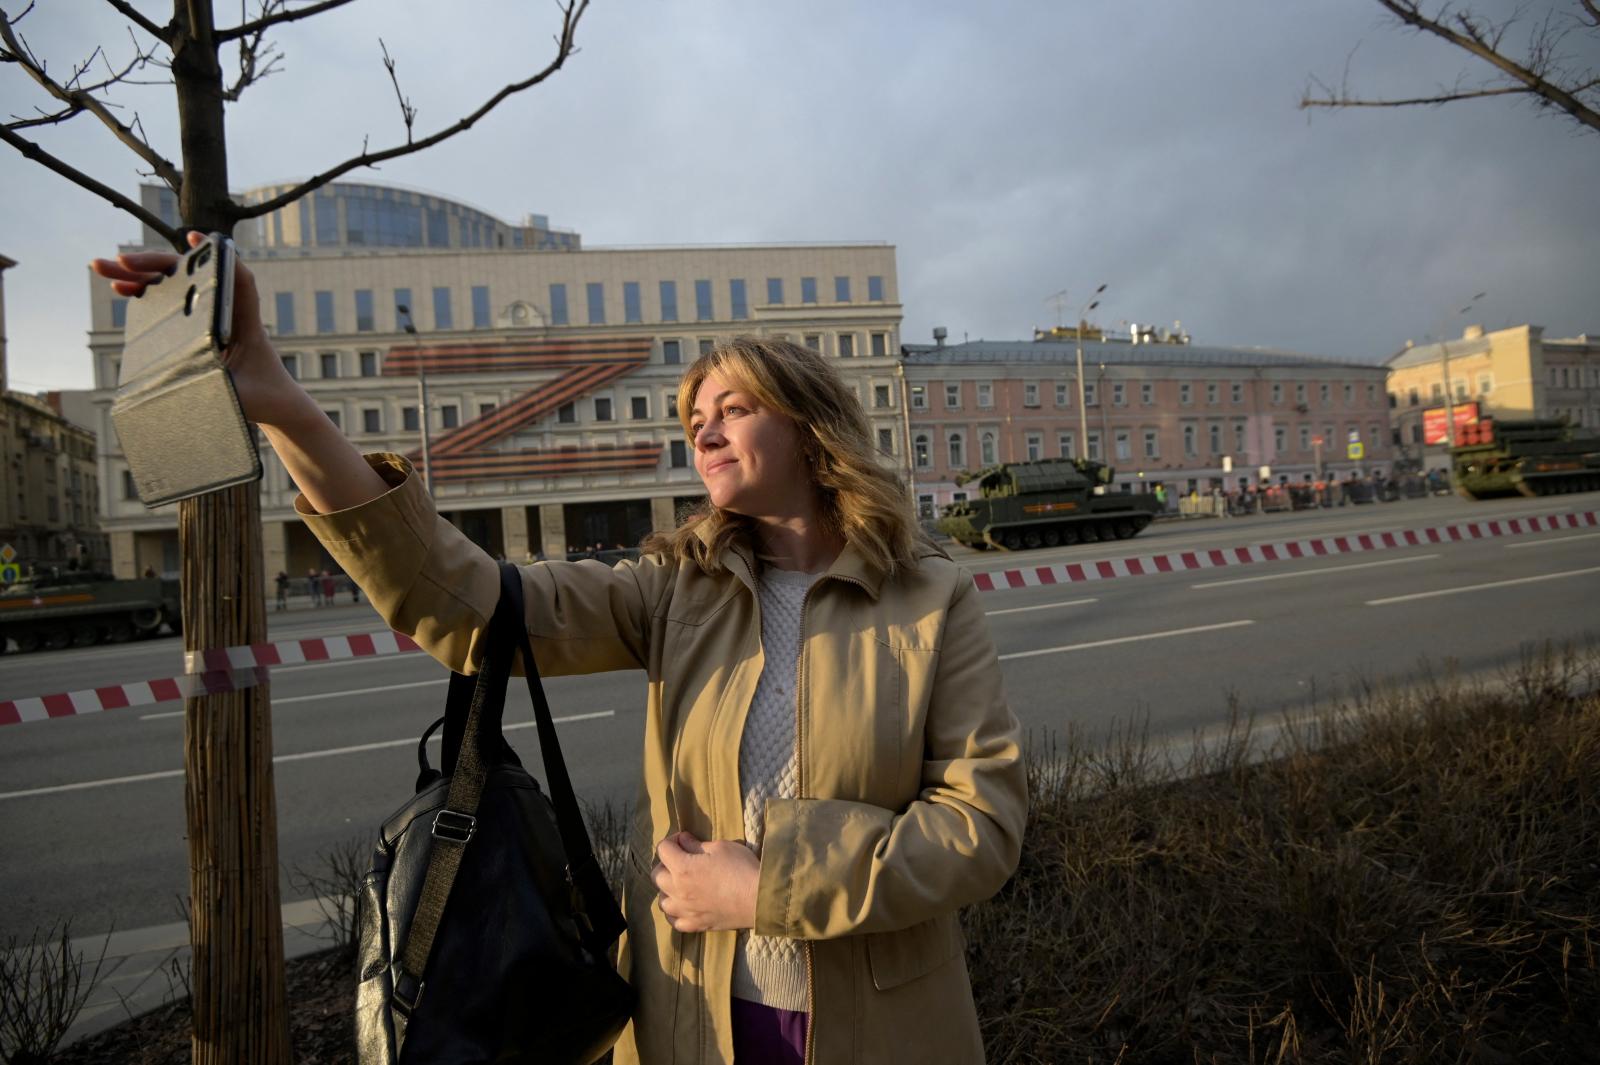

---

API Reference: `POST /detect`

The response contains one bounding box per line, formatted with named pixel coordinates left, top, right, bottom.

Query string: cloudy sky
left=2, top=0, right=1595, bottom=394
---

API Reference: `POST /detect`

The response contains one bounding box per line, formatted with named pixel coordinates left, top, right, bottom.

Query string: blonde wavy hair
left=640, top=336, right=929, bottom=577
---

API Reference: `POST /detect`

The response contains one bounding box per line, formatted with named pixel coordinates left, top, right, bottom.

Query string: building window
left=1271, top=383, right=1283, bottom=404
left=1431, top=382, right=1444, bottom=400
left=1058, top=432, right=1075, bottom=459
left=1367, top=383, right=1377, bottom=403
left=1056, top=382, right=1071, bottom=407
left=1478, top=373, right=1493, bottom=394
left=593, top=397, right=613, bottom=422
left=835, top=276, right=851, bottom=302
left=1112, top=382, right=1126, bottom=407
left=346, top=288, right=371, bottom=333
left=315, top=290, right=335, bottom=333
left=1184, top=425, right=1197, bottom=455
left=281, top=353, right=299, bottom=379
left=695, top=279, right=713, bottom=321
left=1323, top=424, right=1335, bottom=448
left=1206, top=382, right=1219, bottom=405
left=946, top=383, right=961, bottom=409
left=441, top=404, right=459, bottom=429
left=910, top=385, right=927, bottom=410
left=631, top=395, right=649, bottom=420
left=586, top=282, right=605, bottom=325
left=479, top=403, right=496, bottom=417
left=548, top=283, right=568, bottom=326
left=1370, top=423, right=1381, bottom=445
left=1299, top=425, right=1310, bottom=451
left=433, top=286, right=453, bottom=330
left=914, top=433, right=931, bottom=469
left=669, top=439, right=689, bottom=468
left=1345, top=383, right=1357, bottom=405
left=981, top=432, right=997, bottom=465
left=274, top=292, right=296, bottom=335
left=111, top=297, right=128, bottom=329
left=402, top=406, right=418, bottom=431
left=1114, top=431, right=1130, bottom=461
left=1024, top=382, right=1039, bottom=407
left=1273, top=425, right=1286, bottom=454
left=948, top=432, right=964, bottom=468
left=665, top=393, right=679, bottom=419
left=1086, top=432, right=1101, bottom=461
left=624, top=281, right=642, bottom=324
left=319, top=352, right=339, bottom=378
left=1141, top=381, right=1154, bottom=405
left=1454, top=379, right=1469, bottom=401
left=393, top=289, right=413, bottom=330
left=324, top=408, right=341, bottom=429
left=878, top=428, right=895, bottom=454
left=1234, top=423, right=1246, bottom=453
left=1084, top=381, right=1098, bottom=407
left=362, top=408, right=382, bottom=434
left=801, top=276, right=817, bottom=304
left=870, top=332, right=888, bottom=357
left=918, top=494, right=935, bottom=520
left=1319, top=382, right=1331, bottom=405
left=977, top=382, right=993, bottom=408
left=1212, top=424, right=1224, bottom=453
left=1179, top=383, right=1192, bottom=406
left=838, top=333, right=856, bottom=358
left=1231, top=382, right=1243, bottom=403
left=557, top=402, right=576, bottom=424
left=1030, top=433, right=1046, bottom=461
left=730, top=279, right=748, bottom=320
left=122, top=469, right=138, bottom=500
left=804, top=333, right=823, bottom=354
left=1294, top=383, right=1307, bottom=404
left=766, top=277, right=784, bottom=305
left=359, top=350, right=379, bottom=377
left=1408, top=387, right=1420, bottom=406
left=873, top=384, right=891, bottom=408
left=868, top=275, right=884, bottom=302
left=1144, top=429, right=1159, bottom=458
left=662, top=339, right=681, bottom=365
left=699, top=338, right=715, bottom=356
left=659, top=280, right=678, bottom=322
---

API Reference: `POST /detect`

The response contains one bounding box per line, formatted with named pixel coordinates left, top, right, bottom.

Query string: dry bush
left=287, top=834, right=373, bottom=967
left=966, top=641, right=1600, bottom=1064
left=0, top=921, right=110, bottom=1065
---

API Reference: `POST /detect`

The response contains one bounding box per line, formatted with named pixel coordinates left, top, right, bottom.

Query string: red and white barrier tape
left=4, top=510, right=1596, bottom=726
left=969, top=509, right=1599, bottom=592
left=1, top=631, right=420, bottom=727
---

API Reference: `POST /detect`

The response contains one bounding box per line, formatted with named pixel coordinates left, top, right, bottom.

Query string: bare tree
left=1302, top=0, right=1600, bottom=136
left=0, top=2, right=588, bottom=1061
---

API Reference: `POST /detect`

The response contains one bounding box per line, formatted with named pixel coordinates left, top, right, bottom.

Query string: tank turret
left=936, top=458, right=1159, bottom=551
left=1451, top=418, right=1600, bottom=499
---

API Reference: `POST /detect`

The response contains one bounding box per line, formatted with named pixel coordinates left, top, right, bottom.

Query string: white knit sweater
left=730, top=563, right=819, bottom=1012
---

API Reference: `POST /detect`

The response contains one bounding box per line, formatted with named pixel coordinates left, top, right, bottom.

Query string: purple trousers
left=731, top=997, right=808, bottom=1064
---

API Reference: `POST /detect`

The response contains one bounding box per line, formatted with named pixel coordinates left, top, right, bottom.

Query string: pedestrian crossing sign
left=1347, top=442, right=1365, bottom=460
left=0, top=562, right=19, bottom=585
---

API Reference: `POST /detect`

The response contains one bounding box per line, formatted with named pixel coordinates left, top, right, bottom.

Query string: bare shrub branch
left=214, top=0, right=358, bottom=43
left=378, top=37, right=416, bottom=142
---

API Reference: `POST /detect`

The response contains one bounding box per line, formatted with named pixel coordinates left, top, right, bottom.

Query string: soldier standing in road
left=275, top=570, right=289, bottom=612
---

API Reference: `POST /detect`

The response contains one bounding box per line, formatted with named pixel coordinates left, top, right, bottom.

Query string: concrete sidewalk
left=59, top=895, right=346, bottom=1049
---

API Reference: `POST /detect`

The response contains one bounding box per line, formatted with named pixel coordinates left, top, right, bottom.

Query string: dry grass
left=964, top=642, right=1600, bottom=1064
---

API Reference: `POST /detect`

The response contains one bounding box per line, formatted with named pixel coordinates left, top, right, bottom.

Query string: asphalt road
left=3, top=492, right=1598, bottom=939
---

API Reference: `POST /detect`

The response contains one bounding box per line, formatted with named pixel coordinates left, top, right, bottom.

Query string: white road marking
left=1365, top=566, right=1600, bottom=606
left=985, top=597, right=1098, bottom=617
left=139, top=678, right=447, bottom=720
left=998, top=619, right=1254, bottom=661
left=0, top=710, right=614, bottom=801
left=1504, top=532, right=1600, bottom=550
left=1190, top=554, right=1440, bottom=589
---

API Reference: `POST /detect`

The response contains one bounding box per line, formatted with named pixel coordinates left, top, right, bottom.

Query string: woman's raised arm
left=92, top=231, right=390, bottom=515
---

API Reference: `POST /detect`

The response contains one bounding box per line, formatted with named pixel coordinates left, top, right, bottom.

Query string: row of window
left=1549, top=365, right=1600, bottom=389
left=1395, top=375, right=1495, bottom=406
left=264, top=275, right=889, bottom=336
left=909, top=379, right=1383, bottom=412
left=911, top=421, right=1386, bottom=470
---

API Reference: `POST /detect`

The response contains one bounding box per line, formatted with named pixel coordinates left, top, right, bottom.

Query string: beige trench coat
left=299, top=455, right=1028, bottom=1064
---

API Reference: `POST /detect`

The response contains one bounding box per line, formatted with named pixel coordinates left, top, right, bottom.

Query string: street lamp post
left=1433, top=291, right=1487, bottom=476
left=1075, top=283, right=1107, bottom=460
left=396, top=304, right=434, bottom=495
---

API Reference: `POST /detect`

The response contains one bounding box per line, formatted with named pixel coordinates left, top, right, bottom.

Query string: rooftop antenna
left=1045, top=289, right=1070, bottom=329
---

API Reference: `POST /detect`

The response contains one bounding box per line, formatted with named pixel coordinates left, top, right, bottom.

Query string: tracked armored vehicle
left=935, top=458, right=1161, bottom=551
left=1451, top=418, right=1600, bottom=500
left=0, top=572, right=182, bottom=653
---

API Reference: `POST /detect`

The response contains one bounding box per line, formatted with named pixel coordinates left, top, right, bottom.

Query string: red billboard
left=1422, top=402, right=1479, bottom=446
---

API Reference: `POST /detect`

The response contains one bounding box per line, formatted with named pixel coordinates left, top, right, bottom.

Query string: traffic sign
left=1347, top=442, right=1365, bottom=460
left=0, top=562, right=18, bottom=585
left=1347, top=428, right=1361, bottom=444
left=0, top=543, right=15, bottom=564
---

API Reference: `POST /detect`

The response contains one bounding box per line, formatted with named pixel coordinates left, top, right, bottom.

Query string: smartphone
left=111, top=233, right=262, bottom=507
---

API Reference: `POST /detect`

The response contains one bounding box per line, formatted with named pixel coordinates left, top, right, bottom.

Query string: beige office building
left=83, top=182, right=905, bottom=582
left=1386, top=324, right=1600, bottom=469
left=903, top=332, right=1394, bottom=515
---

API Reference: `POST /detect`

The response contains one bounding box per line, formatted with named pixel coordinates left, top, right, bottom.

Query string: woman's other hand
left=652, top=831, right=760, bottom=933
left=91, top=231, right=314, bottom=428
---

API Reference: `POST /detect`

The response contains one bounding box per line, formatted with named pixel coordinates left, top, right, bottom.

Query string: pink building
left=902, top=337, right=1394, bottom=517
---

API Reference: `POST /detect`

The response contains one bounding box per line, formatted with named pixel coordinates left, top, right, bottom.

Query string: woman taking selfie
left=96, top=235, right=1027, bottom=1065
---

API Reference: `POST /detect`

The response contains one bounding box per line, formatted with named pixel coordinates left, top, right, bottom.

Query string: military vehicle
left=0, top=572, right=182, bottom=653
left=935, top=458, right=1162, bottom=550
left=1451, top=418, right=1600, bottom=499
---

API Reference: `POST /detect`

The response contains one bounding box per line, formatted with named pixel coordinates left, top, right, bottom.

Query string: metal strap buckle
left=431, top=809, right=476, bottom=844
left=392, top=972, right=424, bottom=1017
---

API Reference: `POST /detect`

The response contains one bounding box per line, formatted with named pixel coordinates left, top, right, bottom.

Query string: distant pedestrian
left=142, top=565, right=156, bottom=578
left=347, top=574, right=360, bottom=604
left=275, top=570, right=290, bottom=612
left=307, top=567, right=322, bottom=607
left=1154, top=483, right=1167, bottom=510
left=320, top=570, right=336, bottom=604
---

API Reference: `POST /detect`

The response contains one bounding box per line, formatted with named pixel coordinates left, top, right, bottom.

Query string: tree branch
left=378, top=37, right=416, bottom=142
left=232, top=0, right=589, bottom=220
left=214, top=0, right=358, bottom=43
left=1302, top=84, right=1530, bottom=109
left=0, top=15, right=184, bottom=185
left=222, top=6, right=284, bottom=102
left=103, top=0, right=171, bottom=44
left=0, top=124, right=182, bottom=246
